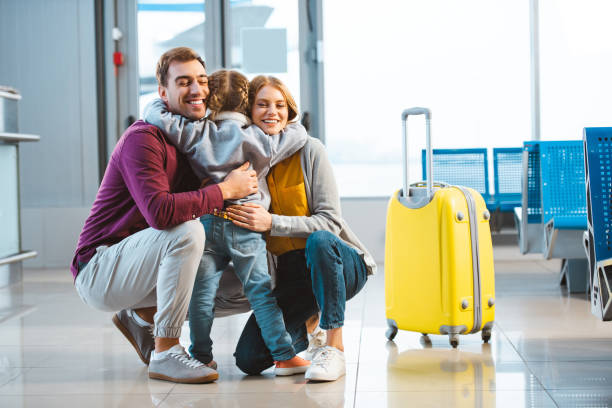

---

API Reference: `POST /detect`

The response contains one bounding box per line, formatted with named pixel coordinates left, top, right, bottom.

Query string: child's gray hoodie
left=144, top=98, right=307, bottom=209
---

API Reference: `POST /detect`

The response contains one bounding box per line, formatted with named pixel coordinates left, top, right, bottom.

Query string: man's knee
left=164, top=221, right=205, bottom=286
left=173, top=219, right=205, bottom=240
left=169, top=220, right=205, bottom=252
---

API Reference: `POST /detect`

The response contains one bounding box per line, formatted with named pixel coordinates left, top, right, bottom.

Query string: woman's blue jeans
left=234, top=230, right=368, bottom=375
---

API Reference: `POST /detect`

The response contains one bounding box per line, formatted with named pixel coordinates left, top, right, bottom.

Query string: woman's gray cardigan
left=269, top=136, right=376, bottom=276
left=214, top=137, right=376, bottom=317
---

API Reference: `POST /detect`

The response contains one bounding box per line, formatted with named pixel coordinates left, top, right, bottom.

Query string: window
left=137, top=0, right=207, bottom=117
left=323, top=0, right=531, bottom=197
left=228, top=0, right=300, bottom=105
left=539, top=0, right=612, bottom=140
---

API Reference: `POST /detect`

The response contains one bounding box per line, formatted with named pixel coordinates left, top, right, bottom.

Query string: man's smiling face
left=159, top=59, right=209, bottom=120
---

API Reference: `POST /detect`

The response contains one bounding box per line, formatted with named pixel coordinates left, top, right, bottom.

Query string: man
left=71, top=47, right=256, bottom=384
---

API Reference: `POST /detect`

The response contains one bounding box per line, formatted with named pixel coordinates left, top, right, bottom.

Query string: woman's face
left=251, top=85, right=288, bottom=135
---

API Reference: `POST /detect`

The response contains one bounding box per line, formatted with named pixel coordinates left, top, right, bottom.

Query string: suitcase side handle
left=401, top=107, right=433, bottom=199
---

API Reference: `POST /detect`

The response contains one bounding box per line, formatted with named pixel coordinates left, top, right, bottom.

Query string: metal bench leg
left=560, top=259, right=589, bottom=294
left=559, top=258, right=567, bottom=287
left=595, top=263, right=612, bottom=321
left=489, top=208, right=502, bottom=233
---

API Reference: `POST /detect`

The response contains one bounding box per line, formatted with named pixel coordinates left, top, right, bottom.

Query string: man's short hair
left=156, top=47, right=206, bottom=87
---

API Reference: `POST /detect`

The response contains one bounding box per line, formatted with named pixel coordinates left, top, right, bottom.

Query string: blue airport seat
left=421, top=148, right=494, bottom=207
left=540, top=141, right=588, bottom=231
left=492, top=148, right=522, bottom=212
left=584, top=129, right=612, bottom=263
left=584, top=127, right=612, bottom=319
left=538, top=140, right=588, bottom=293
left=515, top=141, right=544, bottom=254
left=514, top=140, right=587, bottom=293
left=524, top=142, right=543, bottom=224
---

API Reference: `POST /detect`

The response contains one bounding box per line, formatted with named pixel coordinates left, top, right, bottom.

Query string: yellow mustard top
left=266, top=151, right=310, bottom=255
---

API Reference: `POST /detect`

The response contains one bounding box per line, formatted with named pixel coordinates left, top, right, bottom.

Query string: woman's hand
left=226, top=203, right=272, bottom=232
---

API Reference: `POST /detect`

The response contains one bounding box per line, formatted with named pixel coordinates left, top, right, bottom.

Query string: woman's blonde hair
left=207, top=70, right=250, bottom=120
left=248, top=75, right=299, bottom=122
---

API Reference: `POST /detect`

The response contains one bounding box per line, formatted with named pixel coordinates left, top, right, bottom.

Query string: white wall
left=340, top=198, right=388, bottom=264
left=21, top=208, right=91, bottom=269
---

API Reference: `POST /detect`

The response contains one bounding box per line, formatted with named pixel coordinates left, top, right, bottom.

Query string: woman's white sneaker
left=304, top=327, right=327, bottom=361
left=304, top=346, right=346, bottom=381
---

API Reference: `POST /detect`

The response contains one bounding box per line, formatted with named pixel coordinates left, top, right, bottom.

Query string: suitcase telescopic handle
left=401, top=107, right=433, bottom=199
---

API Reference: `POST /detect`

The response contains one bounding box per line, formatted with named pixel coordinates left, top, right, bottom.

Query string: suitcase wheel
left=385, top=321, right=398, bottom=341
left=420, top=334, right=432, bottom=349
left=482, top=329, right=492, bottom=343
left=449, top=334, right=459, bottom=348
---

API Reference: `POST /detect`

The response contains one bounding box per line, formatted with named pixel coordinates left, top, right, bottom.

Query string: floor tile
left=160, top=391, right=350, bottom=408
left=0, top=346, right=52, bottom=368
left=0, top=366, right=27, bottom=388
left=4, top=239, right=612, bottom=407
left=510, top=337, right=612, bottom=362
left=0, top=394, right=168, bottom=408
left=528, top=360, right=612, bottom=390
left=358, top=326, right=524, bottom=365
left=548, top=388, right=612, bottom=407
left=494, top=265, right=563, bottom=297
left=356, top=353, right=539, bottom=392
left=497, top=295, right=612, bottom=341
left=0, top=305, right=36, bottom=325
left=0, top=344, right=147, bottom=369
left=170, top=362, right=358, bottom=395
left=354, top=390, right=557, bottom=408
left=0, top=366, right=174, bottom=395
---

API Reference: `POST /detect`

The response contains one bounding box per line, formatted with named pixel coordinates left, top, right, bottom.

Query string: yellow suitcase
left=385, top=108, right=495, bottom=347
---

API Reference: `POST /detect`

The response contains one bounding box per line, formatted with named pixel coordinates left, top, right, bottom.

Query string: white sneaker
left=304, top=327, right=327, bottom=361
left=305, top=346, right=346, bottom=382
left=149, top=345, right=218, bottom=384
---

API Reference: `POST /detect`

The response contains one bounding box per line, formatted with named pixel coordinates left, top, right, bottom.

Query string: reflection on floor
left=1, top=239, right=612, bottom=407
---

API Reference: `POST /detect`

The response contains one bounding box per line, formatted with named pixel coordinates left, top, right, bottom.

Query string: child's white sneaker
left=304, top=327, right=327, bottom=361
left=304, top=346, right=346, bottom=382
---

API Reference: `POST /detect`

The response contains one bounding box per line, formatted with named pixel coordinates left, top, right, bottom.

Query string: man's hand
left=218, top=162, right=258, bottom=200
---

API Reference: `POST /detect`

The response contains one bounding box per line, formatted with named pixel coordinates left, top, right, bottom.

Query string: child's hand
left=218, top=162, right=258, bottom=199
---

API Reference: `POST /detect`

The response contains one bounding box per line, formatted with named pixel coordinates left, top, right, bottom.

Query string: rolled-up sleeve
left=118, top=130, right=223, bottom=229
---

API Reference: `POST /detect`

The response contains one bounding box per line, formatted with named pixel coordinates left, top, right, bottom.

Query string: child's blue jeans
left=234, top=230, right=368, bottom=374
left=188, top=215, right=295, bottom=364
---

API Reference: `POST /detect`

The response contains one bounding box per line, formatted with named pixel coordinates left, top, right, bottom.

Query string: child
left=144, top=70, right=310, bottom=375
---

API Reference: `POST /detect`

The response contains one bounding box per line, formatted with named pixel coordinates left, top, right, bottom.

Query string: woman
left=227, top=75, right=377, bottom=382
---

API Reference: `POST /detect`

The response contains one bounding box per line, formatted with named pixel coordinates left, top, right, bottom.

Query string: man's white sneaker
left=304, top=346, right=346, bottom=382
left=149, top=344, right=218, bottom=384
left=304, top=327, right=327, bottom=361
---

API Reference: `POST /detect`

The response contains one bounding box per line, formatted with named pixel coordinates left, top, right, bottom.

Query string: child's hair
left=207, top=70, right=250, bottom=120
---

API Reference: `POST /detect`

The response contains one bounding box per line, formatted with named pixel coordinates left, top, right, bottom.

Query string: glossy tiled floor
left=2, top=237, right=612, bottom=407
